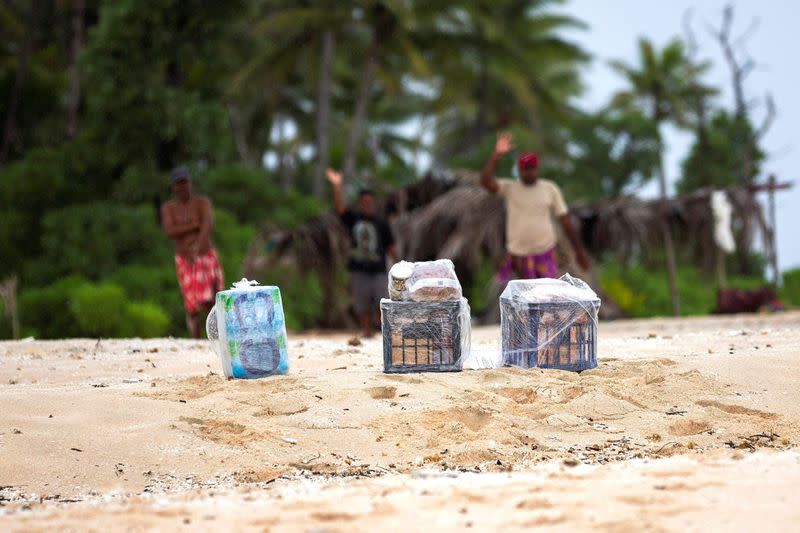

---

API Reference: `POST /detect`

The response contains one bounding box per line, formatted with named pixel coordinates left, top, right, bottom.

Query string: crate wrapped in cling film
left=381, top=298, right=470, bottom=373
left=388, top=259, right=462, bottom=302
left=206, top=279, right=289, bottom=379
left=500, top=274, right=600, bottom=372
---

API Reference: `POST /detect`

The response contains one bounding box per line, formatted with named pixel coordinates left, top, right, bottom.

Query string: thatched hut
left=244, top=172, right=771, bottom=326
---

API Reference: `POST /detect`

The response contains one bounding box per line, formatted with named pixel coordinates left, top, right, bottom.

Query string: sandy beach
left=1, top=312, right=799, bottom=531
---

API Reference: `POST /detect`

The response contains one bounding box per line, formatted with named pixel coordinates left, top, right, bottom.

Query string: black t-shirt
left=340, top=210, right=395, bottom=273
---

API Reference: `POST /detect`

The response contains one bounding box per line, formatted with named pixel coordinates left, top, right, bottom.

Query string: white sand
left=1, top=312, right=799, bottom=531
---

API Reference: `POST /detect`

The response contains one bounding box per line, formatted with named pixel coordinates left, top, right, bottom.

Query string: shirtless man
left=160, top=167, right=224, bottom=338
left=480, top=132, right=590, bottom=280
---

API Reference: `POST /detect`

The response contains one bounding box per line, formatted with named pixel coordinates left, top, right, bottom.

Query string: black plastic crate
left=381, top=299, right=466, bottom=373
left=501, top=299, right=599, bottom=372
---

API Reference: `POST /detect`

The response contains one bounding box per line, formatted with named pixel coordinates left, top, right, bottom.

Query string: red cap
left=518, top=152, right=539, bottom=170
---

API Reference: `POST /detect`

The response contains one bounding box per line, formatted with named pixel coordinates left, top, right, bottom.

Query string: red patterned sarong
left=175, top=248, right=224, bottom=314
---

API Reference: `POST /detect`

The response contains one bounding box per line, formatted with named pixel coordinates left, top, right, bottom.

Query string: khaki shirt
left=496, top=178, right=568, bottom=255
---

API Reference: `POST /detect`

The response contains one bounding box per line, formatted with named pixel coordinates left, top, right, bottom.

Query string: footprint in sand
left=452, top=407, right=492, bottom=431
left=668, top=419, right=712, bottom=436
left=695, top=400, right=777, bottom=419
left=367, top=386, right=397, bottom=400
left=498, top=387, right=538, bottom=404
left=179, top=416, right=260, bottom=446
left=253, top=403, right=309, bottom=417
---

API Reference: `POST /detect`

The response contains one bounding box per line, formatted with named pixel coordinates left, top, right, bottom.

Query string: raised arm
left=160, top=203, right=200, bottom=239
left=326, top=168, right=346, bottom=216
left=480, top=132, right=515, bottom=194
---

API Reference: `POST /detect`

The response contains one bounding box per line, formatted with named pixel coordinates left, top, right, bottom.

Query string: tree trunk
left=277, top=116, right=295, bottom=192
left=313, top=30, right=335, bottom=198
left=67, top=0, right=85, bottom=139
left=226, top=103, right=252, bottom=166
left=768, top=175, right=780, bottom=285
left=0, top=277, right=19, bottom=340
left=0, top=0, right=38, bottom=165
left=656, top=152, right=681, bottom=316
left=343, top=50, right=377, bottom=184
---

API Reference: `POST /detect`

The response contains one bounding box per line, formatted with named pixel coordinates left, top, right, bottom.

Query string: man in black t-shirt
left=327, top=168, right=398, bottom=337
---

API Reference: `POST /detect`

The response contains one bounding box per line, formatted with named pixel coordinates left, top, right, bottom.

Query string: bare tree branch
left=682, top=8, right=698, bottom=58
left=710, top=3, right=759, bottom=119
left=733, top=17, right=760, bottom=49
left=756, top=94, right=776, bottom=139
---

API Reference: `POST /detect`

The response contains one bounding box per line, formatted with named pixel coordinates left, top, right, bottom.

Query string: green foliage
left=553, top=109, right=661, bottom=201
left=107, top=264, right=184, bottom=336
left=124, top=301, right=171, bottom=338
left=32, top=203, right=170, bottom=283
left=677, top=110, right=766, bottom=193
left=0, top=0, right=773, bottom=336
left=19, top=277, right=170, bottom=339
left=600, top=261, right=767, bottom=317
left=70, top=283, right=128, bottom=337
left=467, top=256, right=499, bottom=314
left=602, top=276, right=646, bottom=314
left=81, top=0, right=241, bottom=173
left=610, top=37, right=713, bottom=126
left=262, top=268, right=325, bottom=331
left=19, top=276, right=88, bottom=338
left=201, top=166, right=279, bottom=223
left=781, top=268, right=800, bottom=307
left=213, top=208, right=257, bottom=282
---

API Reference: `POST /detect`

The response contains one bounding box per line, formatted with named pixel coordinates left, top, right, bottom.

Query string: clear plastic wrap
left=500, top=274, right=600, bottom=372
left=381, top=297, right=470, bottom=373
left=388, top=259, right=462, bottom=302
left=206, top=279, right=289, bottom=379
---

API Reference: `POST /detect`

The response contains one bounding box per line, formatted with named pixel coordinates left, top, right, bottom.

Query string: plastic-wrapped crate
left=388, top=259, right=462, bottom=302
left=206, top=279, right=289, bottom=379
left=500, top=274, right=600, bottom=372
left=381, top=298, right=470, bottom=373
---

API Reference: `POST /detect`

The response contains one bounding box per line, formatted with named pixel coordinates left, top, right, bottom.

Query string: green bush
left=600, top=261, right=767, bottom=317
left=124, top=301, right=170, bottom=337
left=20, top=278, right=172, bottom=339
left=107, top=264, right=184, bottom=335
left=70, top=282, right=128, bottom=337
left=19, top=276, right=88, bottom=338
left=261, top=267, right=324, bottom=331
left=781, top=268, right=800, bottom=307
left=33, top=202, right=170, bottom=282
left=200, top=165, right=280, bottom=224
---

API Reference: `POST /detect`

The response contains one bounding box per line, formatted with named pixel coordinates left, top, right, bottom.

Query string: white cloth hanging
left=710, top=190, right=736, bottom=253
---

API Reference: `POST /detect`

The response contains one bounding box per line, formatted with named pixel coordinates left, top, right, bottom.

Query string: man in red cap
left=480, top=132, right=590, bottom=281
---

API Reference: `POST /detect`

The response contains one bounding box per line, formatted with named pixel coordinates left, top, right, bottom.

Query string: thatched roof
left=244, top=173, right=768, bottom=325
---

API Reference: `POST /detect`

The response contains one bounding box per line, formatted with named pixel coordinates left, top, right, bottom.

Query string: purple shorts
left=496, top=248, right=558, bottom=283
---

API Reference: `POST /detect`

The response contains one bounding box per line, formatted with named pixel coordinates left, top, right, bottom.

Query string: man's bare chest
left=170, top=201, right=201, bottom=225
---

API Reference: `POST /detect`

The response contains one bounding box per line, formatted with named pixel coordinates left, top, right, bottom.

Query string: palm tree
left=230, top=1, right=351, bottom=194
left=427, top=0, right=589, bottom=161
left=611, top=37, right=710, bottom=315
left=232, top=1, right=440, bottom=195
left=610, top=38, right=710, bottom=195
